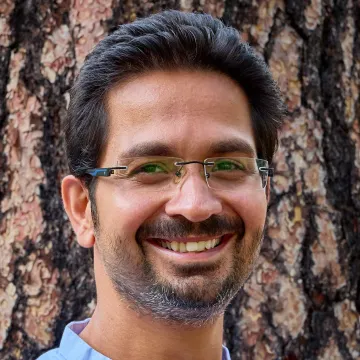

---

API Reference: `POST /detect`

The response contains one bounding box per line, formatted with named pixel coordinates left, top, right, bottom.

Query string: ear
left=61, top=175, right=95, bottom=248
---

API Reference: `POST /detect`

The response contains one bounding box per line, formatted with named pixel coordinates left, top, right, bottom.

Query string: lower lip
left=145, top=233, right=236, bottom=262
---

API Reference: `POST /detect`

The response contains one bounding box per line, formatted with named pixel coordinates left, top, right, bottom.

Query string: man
left=38, top=9, right=285, bottom=360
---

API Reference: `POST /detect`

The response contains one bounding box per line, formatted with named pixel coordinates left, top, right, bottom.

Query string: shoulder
left=36, top=348, right=64, bottom=360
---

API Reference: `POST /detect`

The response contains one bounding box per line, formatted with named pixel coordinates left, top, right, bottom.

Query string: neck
left=79, top=250, right=225, bottom=360
left=81, top=305, right=225, bottom=360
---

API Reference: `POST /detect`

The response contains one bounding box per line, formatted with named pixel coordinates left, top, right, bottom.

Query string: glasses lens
left=113, top=157, right=181, bottom=192
left=205, top=157, right=269, bottom=191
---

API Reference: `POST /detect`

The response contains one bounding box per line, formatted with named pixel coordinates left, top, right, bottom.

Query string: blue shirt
left=37, top=318, right=231, bottom=360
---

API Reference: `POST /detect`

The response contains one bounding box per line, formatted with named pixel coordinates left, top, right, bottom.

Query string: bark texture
left=0, top=0, right=359, bottom=359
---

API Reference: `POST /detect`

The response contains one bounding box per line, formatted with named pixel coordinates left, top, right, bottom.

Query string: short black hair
left=66, top=10, right=285, bottom=186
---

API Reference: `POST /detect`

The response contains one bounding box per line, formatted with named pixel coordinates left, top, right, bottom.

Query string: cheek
left=228, top=191, right=268, bottom=230
left=97, top=184, right=168, bottom=237
left=235, top=192, right=267, bottom=257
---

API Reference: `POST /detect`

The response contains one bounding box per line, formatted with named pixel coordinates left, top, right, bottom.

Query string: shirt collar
left=59, top=318, right=231, bottom=360
left=59, top=318, right=110, bottom=360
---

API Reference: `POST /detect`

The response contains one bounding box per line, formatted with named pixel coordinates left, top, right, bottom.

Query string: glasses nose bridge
left=174, top=160, right=209, bottom=186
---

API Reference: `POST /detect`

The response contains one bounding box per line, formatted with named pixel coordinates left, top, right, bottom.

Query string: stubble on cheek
left=235, top=228, right=264, bottom=282
left=96, top=229, right=146, bottom=283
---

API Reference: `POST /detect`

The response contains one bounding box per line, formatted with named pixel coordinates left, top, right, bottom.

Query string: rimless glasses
left=80, top=156, right=274, bottom=192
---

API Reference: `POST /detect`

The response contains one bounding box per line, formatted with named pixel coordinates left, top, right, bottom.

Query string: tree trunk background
left=0, top=0, right=359, bottom=359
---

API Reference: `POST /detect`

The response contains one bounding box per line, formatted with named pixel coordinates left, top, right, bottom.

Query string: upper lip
left=149, top=233, right=233, bottom=243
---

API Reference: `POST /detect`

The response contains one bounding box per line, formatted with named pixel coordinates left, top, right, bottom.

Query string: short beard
left=94, top=209, right=263, bottom=327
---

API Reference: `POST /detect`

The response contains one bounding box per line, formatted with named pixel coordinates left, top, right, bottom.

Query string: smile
left=158, top=237, right=221, bottom=252
left=146, top=233, right=236, bottom=258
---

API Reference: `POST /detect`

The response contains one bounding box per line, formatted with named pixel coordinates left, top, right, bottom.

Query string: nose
left=165, top=171, right=223, bottom=222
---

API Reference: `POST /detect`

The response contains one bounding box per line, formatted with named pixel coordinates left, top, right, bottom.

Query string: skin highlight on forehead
left=106, top=69, right=250, bottom=117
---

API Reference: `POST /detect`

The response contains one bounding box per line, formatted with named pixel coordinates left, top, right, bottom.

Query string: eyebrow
left=118, top=142, right=177, bottom=158
left=118, top=138, right=256, bottom=159
left=208, top=138, right=256, bottom=158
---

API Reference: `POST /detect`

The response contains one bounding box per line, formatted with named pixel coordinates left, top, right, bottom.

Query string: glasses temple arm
left=81, top=166, right=128, bottom=177
left=259, top=167, right=274, bottom=177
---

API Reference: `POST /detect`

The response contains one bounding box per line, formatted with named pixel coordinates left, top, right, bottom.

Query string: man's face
left=93, top=70, right=268, bottom=325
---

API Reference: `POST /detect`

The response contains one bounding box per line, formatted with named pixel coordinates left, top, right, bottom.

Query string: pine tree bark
left=0, top=1, right=359, bottom=359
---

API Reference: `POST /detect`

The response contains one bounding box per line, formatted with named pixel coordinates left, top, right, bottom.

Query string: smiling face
left=92, top=70, right=268, bottom=324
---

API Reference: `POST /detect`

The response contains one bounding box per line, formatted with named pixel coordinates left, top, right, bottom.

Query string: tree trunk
left=0, top=0, right=359, bottom=359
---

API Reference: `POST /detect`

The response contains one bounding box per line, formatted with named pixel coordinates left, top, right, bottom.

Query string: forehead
left=103, top=70, right=255, bottom=162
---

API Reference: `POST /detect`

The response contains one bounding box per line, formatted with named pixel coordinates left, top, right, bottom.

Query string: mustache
left=136, top=215, right=244, bottom=241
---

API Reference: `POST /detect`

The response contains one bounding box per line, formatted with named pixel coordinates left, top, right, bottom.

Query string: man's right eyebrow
left=118, top=142, right=177, bottom=159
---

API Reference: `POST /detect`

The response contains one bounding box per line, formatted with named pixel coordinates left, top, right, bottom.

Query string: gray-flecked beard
left=96, top=215, right=263, bottom=327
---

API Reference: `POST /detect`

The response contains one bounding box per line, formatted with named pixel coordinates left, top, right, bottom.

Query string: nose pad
left=174, top=166, right=184, bottom=183
left=165, top=170, right=223, bottom=222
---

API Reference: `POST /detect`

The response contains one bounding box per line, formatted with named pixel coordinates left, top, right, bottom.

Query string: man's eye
left=134, top=163, right=168, bottom=174
left=212, top=161, right=245, bottom=171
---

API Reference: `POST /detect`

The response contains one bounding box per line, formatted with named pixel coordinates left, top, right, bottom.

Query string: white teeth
left=179, top=242, right=186, bottom=252
left=159, top=238, right=222, bottom=252
left=186, top=242, right=198, bottom=252
left=197, top=241, right=205, bottom=251
left=171, top=241, right=179, bottom=251
left=205, top=240, right=212, bottom=249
